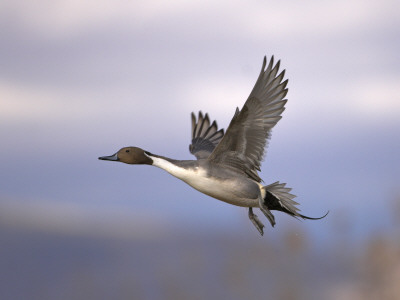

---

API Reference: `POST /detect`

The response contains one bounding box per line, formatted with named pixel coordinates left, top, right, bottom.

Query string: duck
left=99, top=56, right=327, bottom=235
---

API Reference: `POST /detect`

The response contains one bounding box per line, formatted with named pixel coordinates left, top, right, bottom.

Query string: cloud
left=178, top=75, right=251, bottom=120
left=0, top=81, right=89, bottom=123
left=2, top=0, right=398, bottom=41
left=0, top=0, right=213, bottom=39
left=0, top=79, right=158, bottom=124
left=350, top=77, right=400, bottom=121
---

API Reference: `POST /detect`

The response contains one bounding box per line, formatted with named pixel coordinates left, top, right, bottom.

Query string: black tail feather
left=297, top=210, right=329, bottom=220
left=263, top=182, right=329, bottom=221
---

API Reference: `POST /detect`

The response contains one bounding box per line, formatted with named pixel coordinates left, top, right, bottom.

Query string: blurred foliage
left=1, top=196, right=399, bottom=300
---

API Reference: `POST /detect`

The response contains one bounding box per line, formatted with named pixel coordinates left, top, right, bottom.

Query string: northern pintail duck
left=99, top=56, right=327, bottom=235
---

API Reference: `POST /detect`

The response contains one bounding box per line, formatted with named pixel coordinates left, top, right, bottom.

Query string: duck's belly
left=180, top=170, right=260, bottom=207
left=189, top=178, right=259, bottom=207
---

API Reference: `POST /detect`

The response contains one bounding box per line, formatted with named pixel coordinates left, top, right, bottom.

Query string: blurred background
left=1, top=0, right=399, bottom=299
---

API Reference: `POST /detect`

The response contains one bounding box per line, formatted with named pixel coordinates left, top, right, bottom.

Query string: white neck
left=150, top=156, right=179, bottom=173
left=147, top=155, right=201, bottom=184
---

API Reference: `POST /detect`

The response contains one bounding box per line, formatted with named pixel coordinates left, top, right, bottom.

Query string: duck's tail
left=262, top=181, right=329, bottom=221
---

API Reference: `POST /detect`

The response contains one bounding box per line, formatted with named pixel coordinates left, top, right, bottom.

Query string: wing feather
left=189, top=112, right=224, bottom=159
left=208, top=56, right=288, bottom=182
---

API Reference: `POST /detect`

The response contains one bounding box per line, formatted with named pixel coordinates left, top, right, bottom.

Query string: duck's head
left=98, top=147, right=153, bottom=165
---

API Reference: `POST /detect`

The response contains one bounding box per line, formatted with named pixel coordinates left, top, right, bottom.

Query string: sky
left=0, top=0, right=399, bottom=241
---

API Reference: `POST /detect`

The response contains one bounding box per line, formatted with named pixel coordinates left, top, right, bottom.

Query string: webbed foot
left=248, top=207, right=264, bottom=236
left=259, top=196, right=276, bottom=227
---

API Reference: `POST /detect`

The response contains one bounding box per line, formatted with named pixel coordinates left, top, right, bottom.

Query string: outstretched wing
left=189, top=111, right=224, bottom=159
left=208, top=56, right=288, bottom=182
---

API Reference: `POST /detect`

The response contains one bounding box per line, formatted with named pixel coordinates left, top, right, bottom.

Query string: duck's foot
left=248, top=207, right=264, bottom=236
left=259, top=196, right=276, bottom=227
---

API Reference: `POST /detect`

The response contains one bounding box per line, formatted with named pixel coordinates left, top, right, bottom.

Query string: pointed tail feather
left=262, top=181, right=328, bottom=220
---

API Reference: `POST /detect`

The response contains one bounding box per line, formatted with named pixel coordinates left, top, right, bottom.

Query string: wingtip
left=265, top=55, right=274, bottom=73
left=261, top=56, right=267, bottom=73
left=274, top=59, right=281, bottom=72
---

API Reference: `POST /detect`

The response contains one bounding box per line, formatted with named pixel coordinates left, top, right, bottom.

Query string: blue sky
left=1, top=0, right=399, bottom=240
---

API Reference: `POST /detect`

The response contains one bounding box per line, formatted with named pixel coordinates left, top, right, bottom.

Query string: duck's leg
left=248, top=207, right=264, bottom=236
left=258, top=196, right=276, bottom=227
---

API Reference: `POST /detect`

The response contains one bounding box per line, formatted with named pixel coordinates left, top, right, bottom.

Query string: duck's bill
left=98, top=153, right=119, bottom=161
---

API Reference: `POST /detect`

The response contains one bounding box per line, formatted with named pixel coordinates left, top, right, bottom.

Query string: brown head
left=98, top=147, right=153, bottom=165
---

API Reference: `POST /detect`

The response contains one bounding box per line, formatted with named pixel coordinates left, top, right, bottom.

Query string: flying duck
left=99, top=56, right=327, bottom=235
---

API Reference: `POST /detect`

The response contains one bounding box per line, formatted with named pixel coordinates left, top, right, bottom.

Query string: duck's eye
left=125, top=149, right=130, bottom=153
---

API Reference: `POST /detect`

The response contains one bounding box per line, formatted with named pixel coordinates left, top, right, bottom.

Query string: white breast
left=150, top=156, right=259, bottom=207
